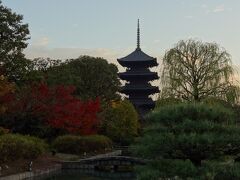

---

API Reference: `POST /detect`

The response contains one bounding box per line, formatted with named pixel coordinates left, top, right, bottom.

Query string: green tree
left=161, top=39, right=239, bottom=103
left=101, top=100, right=139, bottom=145
left=31, top=57, right=62, bottom=71
left=22, top=57, right=62, bottom=83
left=45, top=56, right=121, bottom=102
left=132, top=103, right=240, bottom=179
left=0, top=1, right=30, bottom=83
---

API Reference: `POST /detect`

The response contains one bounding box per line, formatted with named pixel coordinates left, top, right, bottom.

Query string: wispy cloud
left=25, top=47, right=117, bottom=60
left=213, top=4, right=225, bottom=13
left=24, top=46, right=127, bottom=70
left=153, top=39, right=160, bottom=44
left=203, top=4, right=229, bottom=15
left=32, top=37, right=50, bottom=46
left=184, top=15, right=194, bottom=19
left=200, top=4, right=207, bottom=9
left=73, top=23, right=79, bottom=28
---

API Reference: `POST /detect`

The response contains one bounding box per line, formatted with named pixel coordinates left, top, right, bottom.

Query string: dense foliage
left=136, top=160, right=240, bottom=180
left=156, top=97, right=182, bottom=109
left=161, top=39, right=239, bottom=103
left=0, top=1, right=31, bottom=84
left=43, top=56, right=120, bottom=102
left=0, top=83, right=100, bottom=137
left=132, top=103, right=240, bottom=179
left=0, top=126, right=8, bottom=135
left=101, top=100, right=139, bottom=145
left=0, top=75, right=14, bottom=114
left=0, top=134, right=47, bottom=163
left=52, top=135, right=112, bottom=155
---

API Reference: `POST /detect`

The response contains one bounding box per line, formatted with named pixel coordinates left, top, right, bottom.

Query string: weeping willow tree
left=160, top=39, right=240, bottom=104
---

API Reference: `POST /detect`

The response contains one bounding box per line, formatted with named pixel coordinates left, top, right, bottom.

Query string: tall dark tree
left=45, top=56, right=121, bottom=102
left=161, top=39, right=239, bottom=104
left=0, top=1, right=30, bottom=83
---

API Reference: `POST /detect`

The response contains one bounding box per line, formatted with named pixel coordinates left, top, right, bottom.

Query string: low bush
left=0, top=127, right=9, bottom=135
left=52, top=135, right=112, bottom=155
left=155, top=97, right=182, bottom=109
left=0, top=134, right=47, bottom=162
left=136, top=159, right=198, bottom=180
left=136, top=160, right=240, bottom=180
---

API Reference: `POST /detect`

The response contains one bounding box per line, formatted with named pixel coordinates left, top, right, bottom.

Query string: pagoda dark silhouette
left=117, top=20, right=159, bottom=118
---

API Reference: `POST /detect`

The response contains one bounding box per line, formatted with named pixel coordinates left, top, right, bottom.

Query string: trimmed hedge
left=52, top=135, right=113, bottom=155
left=0, top=134, right=47, bottom=162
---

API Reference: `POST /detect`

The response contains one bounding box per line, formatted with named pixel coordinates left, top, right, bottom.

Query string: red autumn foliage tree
left=3, top=83, right=100, bottom=135
left=0, top=75, right=15, bottom=114
left=47, top=86, right=101, bottom=135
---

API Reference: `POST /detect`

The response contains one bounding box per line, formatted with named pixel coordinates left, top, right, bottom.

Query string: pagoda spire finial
left=137, top=19, right=141, bottom=50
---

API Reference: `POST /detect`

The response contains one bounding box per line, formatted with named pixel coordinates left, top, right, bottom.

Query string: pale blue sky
left=2, top=0, right=240, bottom=69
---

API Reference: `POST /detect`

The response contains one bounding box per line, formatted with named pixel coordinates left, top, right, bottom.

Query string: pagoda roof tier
left=130, top=98, right=155, bottom=108
left=117, top=48, right=158, bottom=67
left=118, top=71, right=158, bottom=80
left=120, top=84, right=159, bottom=94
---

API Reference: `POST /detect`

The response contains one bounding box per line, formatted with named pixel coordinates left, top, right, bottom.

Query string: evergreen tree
left=132, top=103, right=240, bottom=179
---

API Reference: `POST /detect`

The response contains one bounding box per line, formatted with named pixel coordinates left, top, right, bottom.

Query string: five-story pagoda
left=117, top=20, right=159, bottom=118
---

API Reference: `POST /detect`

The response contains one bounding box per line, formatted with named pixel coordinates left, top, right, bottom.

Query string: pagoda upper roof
left=117, top=20, right=158, bottom=67
left=118, top=48, right=156, bottom=62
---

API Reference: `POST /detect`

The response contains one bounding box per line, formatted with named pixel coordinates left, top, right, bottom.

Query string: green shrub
left=0, top=134, right=47, bottom=162
left=101, top=100, right=139, bottom=145
left=202, top=97, right=240, bottom=123
left=132, top=103, right=240, bottom=179
left=155, top=97, right=182, bottom=109
left=0, top=127, right=9, bottom=135
left=52, top=135, right=112, bottom=155
left=52, top=135, right=81, bottom=155
left=151, top=103, right=235, bottom=125
left=136, top=160, right=240, bottom=180
left=213, top=163, right=240, bottom=180
left=200, top=161, right=240, bottom=180
left=136, top=159, right=198, bottom=180
left=81, top=135, right=113, bottom=152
